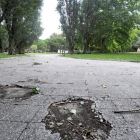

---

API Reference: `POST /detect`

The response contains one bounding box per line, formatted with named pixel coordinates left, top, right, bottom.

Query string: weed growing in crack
left=31, top=87, right=40, bottom=94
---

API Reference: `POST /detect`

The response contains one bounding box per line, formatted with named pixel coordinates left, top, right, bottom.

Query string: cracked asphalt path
left=0, top=54, right=140, bottom=140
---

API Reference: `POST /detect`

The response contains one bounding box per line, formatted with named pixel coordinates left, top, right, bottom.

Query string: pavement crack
left=0, top=120, right=30, bottom=123
left=85, top=80, right=88, bottom=85
left=17, top=107, right=41, bottom=140
left=17, top=122, right=29, bottom=140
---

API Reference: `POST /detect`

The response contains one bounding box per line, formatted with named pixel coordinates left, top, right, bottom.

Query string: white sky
left=39, top=0, right=62, bottom=40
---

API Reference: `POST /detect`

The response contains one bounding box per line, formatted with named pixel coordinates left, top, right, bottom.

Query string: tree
left=57, top=0, right=80, bottom=54
left=45, top=38, right=64, bottom=52
left=31, top=45, right=37, bottom=53
left=56, top=0, right=140, bottom=53
left=78, top=0, right=101, bottom=53
left=75, top=0, right=140, bottom=53
left=36, top=40, right=47, bottom=52
left=15, top=9, right=43, bottom=54
left=50, top=33, right=63, bottom=38
left=99, top=0, right=139, bottom=52
left=0, top=0, right=43, bottom=55
left=0, top=24, right=8, bottom=53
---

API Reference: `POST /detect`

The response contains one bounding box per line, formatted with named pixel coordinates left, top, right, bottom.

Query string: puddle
left=42, top=98, right=112, bottom=140
left=0, top=85, right=38, bottom=100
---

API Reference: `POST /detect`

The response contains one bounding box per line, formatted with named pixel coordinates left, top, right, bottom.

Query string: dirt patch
left=27, top=78, right=46, bottom=84
left=0, top=88, right=7, bottom=99
left=0, top=85, right=39, bottom=100
left=42, top=98, right=112, bottom=140
left=33, top=62, right=42, bottom=65
left=16, top=78, right=47, bottom=84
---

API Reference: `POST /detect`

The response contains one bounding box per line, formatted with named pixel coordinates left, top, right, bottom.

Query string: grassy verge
left=0, top=53, right=28, bottom=59
left=26, top=53, right=56, bottom=55
left=64, top=52, right=140, bottom=62
left=0, top=53, right=55, bottom=59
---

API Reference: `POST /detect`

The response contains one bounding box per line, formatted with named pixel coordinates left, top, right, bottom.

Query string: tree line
left=30, top=33, right=68, bottom=53
left=57, top=0, right=140, bottom=54
left=0, top=0, right=43, bottom=55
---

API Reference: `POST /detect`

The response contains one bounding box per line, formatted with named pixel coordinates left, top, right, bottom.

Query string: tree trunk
left=7, top=20, right=15, bottom=55
left=69, top=48, right=73, bottom=54
left=8, top=33, right=14, bottom=55
left=69, top=45, right=73, bottom=54
left=69, top=36, right=73, bottom=54
left=7, top=13, right=16, bottom=55
left=100, top=39, right=105, bottom=53
left=0, top=24, right=2, bottom=53
left=83, top=40, right=88, bottom=54
left=17, top=44, right=24, bottom=54
left=0, top=38, right=2, bottom=53
left=83, top=45, right=87, bottom=54
left=18, top=47, right=23, bottom=54
left=100, top=39, right=103, bottom=53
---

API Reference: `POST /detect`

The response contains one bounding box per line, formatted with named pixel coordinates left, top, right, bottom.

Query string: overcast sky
left=39, top=0, right=62, bottom=40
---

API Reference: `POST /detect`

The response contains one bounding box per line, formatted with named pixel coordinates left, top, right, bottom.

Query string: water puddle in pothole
left=42, top=98, right=112, bottom=140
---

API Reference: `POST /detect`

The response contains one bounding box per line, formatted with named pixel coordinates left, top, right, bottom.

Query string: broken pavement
left=0, top=55, right=140, bottom=140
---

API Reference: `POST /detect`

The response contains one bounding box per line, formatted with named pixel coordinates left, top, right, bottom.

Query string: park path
left=0, top=54, right=140, bottom=140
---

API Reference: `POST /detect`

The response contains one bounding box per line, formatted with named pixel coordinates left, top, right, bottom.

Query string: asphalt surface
left=0, top=54, right=140, bottom=140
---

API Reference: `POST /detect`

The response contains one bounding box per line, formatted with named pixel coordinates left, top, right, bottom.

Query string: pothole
left=42, top=98, right=112, bottom=140
left=0, top=85, right=39, bottom=100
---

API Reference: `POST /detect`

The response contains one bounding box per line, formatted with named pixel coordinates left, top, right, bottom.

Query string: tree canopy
left=57, top=0, right=140, bottom=53
left=32, top=33, right=66, bottom=53
left=0, top=0, right=43, bottom=54
left=57, top=0, right=80, bottom=54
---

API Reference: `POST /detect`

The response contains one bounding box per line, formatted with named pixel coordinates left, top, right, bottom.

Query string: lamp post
left=63, top=37, right=66, bottom=56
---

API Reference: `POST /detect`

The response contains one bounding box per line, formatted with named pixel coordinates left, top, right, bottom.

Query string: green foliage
left=36, top=40, right=47, bottom=52
left=45, top=38, right=64, bottom=52
left=57, top=0, right=80, bottom=54
left=0, top=0, right=43, bottom=55
left=0, top=24, right=8, bottom=52
left=57, top=0, right=140, bottom=53
left=31, top=87, right=40, bottom=94
left=107, top=40, right=121, bottom=53
left=34, top=33, right=66, bottom=53
left=31, top=45, right=37, bottom=51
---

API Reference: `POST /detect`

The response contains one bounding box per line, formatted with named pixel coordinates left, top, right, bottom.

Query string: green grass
left=26, top=53, right=55, bottom=55
left=64, top=52, right=140, bottom=62
left=0, top=53, right=28, bottom=59
left=1, top=52, right=140, bottom=62
left=0, top=53, right=55, bottom=59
